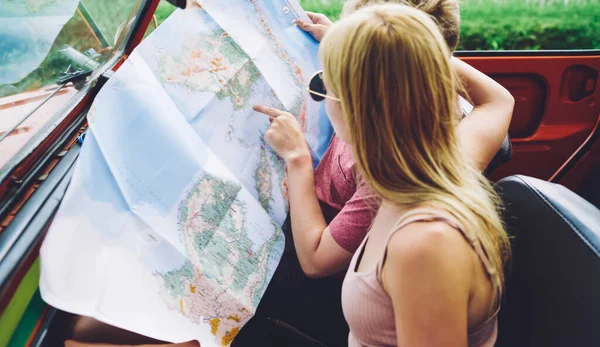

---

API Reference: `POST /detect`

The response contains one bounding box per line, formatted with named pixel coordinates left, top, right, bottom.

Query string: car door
left=455, top=0, right=600, bottom=206
left=459, top=51, right=600, bottom=189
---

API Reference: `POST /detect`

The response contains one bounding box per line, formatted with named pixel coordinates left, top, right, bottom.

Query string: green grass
left=156, top=1, right=178, bottom=24
left=155, top=0, right=600, bottom=50
left=81, top=0, right=143, bottom=44
left=459, top=0, right=600, bottom=50
left=300, top=0, right=345, bottom=18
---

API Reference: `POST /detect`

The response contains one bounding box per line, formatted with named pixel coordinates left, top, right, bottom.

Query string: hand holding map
left=294, top=12, right=334, bottom=42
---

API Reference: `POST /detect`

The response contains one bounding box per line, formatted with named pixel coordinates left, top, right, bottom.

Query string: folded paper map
left=39, top=1, right=333, bottom=345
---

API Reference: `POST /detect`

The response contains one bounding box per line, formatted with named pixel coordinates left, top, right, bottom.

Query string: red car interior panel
left=462, top=55, right=600, bottom=182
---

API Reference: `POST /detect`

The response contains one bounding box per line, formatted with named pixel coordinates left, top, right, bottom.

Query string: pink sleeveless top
left=341, top=208, right=502, bottom=347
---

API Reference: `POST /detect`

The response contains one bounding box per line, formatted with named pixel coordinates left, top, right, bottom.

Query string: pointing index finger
left=253, top=105, right=281, bottom=119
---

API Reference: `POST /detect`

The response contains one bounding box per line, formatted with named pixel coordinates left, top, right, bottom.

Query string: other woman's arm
left=452, top=57, right=514, bottom=172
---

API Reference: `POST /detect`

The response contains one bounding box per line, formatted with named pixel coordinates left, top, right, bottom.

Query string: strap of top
left=376, top=207, right=503, bottom=315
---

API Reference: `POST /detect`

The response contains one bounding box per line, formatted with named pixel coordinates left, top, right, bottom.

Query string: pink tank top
left=341, top=208, right=502, bottom=347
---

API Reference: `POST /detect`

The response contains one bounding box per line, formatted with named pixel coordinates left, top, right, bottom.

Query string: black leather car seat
left=495, top=175, right=600, bottom=347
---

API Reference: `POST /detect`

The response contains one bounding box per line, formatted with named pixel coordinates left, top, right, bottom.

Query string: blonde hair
left=342, top=0, right=461, bottom=52
left=321, top=4, right=510, bottom=295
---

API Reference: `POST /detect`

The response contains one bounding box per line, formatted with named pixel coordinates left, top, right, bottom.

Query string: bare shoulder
left=388, top=221, right=473, bottom=264
left=383, top=221, right=474, bottom=287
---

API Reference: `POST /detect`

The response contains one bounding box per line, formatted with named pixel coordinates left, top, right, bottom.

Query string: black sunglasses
left=307, top=70, right=340, bottom=102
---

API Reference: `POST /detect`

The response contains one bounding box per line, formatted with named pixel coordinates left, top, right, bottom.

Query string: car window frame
left=0, top=0, right=161, bottom=224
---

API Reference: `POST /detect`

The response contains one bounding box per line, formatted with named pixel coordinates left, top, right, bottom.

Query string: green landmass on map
left=155, top=172, right=284, bottom=345
left=255, top=143, right=272, bottom=213
left=157, top=29, right=261, bottom=110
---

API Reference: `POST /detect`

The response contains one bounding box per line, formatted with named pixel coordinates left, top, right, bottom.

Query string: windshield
left=0, top=0, right=146, bottom=170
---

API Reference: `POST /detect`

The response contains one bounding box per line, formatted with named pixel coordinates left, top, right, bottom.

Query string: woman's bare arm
left=452, top=57, right=514, bottom=171
left=253, top=105, right=354, bottom=278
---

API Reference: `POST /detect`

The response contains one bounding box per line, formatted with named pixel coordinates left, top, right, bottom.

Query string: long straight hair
left=320, top=4, right=510, bottom=298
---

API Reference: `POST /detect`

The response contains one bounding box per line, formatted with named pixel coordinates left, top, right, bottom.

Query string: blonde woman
left=255, top=4, right=510, bottom=346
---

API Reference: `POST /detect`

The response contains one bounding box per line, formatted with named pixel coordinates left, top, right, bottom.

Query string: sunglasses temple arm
left=307, top=89, right=339, bottom=101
